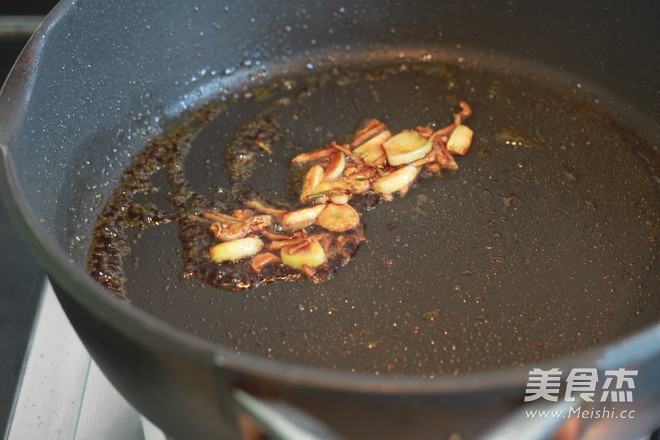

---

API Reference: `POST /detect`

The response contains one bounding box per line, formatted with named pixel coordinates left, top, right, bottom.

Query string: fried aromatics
left=372, top=164, right=420, bottom=196
left=196, top=102, right=473, bottom=282
left=447, top=125, right=474, bottom=156
left=353, top=130, right=391, bottom=168
left=351, top=119, right=387, bottom=148
left=324, top=151, right=346, bottom=180
left=279, top=204, right=326, bottom=231
left=210, top=237, right=264, bottom=263
left=454, top=101, right=472, bottom=126
left=305, top=179, right=351, bottom=205
left=250, top=252, right=281, bottom=272
left=317, top=203, right=360, bottom=232
left=267, top=233, right=329, bottom=251
left=291, top=146, right=336, bottom=164
left=300, top=164, right=325, bottom=203
left=210, top=214, right=273, bottom=242
left=280, top=238, right=327, bottom=269
left=246, top=200, right=287, bottom=216
left=382, top=131, right=433, bottom=166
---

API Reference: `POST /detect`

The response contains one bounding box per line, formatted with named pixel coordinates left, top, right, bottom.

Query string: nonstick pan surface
left=77, top=48, right=660, bottom=377
left=2, top=1, right=659, bottom=438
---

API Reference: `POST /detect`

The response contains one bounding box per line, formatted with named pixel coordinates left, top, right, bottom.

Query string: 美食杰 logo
left=523, top=368, right=638, bottom=420
left=525, top=367, right=637, bottom=403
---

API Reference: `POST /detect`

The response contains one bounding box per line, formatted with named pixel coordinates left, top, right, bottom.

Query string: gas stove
left=4, top=282, right=167, bottom=440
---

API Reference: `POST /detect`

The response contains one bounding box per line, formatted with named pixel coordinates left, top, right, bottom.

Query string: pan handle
left=478, top=398, right=583, bottom=440
left=231, top=388, right=345, bottom=440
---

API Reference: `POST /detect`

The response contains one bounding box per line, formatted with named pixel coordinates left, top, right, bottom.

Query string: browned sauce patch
left=87, top=67, right=473, bottom=296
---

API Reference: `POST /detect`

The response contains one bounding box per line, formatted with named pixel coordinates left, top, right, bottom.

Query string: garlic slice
left=210, top=237, right=264, bottom=263
left=280, top=204, right=326, bottom=230
left=300, top=164, right=325, bottom=203
left=447, top=125, right=473, bottom=155
left=343, top=178, right=371, bottom=194
left=317, top=203, right=360, bottom=232
left=353, top=130, right=391, bottom=167
left=324, top=151, right=346, bottom=180
left=382, top=131, right=432, bottom=166
left=372, top=165, right=420, bottom=195
left=281, top=239, right=327, bottom=269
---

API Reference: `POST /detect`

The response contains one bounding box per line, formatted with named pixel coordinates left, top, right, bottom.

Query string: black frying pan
left=104, top=56, right=660, bottom=376
left=1, top=1, right=658, bottom=439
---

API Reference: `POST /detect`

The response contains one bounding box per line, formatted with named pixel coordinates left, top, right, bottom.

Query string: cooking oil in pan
left=87, top=51, right=659, bottom=376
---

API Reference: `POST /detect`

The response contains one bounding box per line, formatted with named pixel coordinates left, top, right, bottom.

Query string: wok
left=1, top=0, right=658, bottom=439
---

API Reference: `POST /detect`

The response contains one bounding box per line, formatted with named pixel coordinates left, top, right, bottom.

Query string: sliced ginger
left=317, top=203, right=360, bottom=232
left=382, top=131, right=432, bottom=166
left=199, top=103, right=473, bottom=282
left=280, top=239, right=327, bottom=269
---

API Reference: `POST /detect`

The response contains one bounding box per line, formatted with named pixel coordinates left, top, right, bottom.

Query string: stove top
left=0, top=18, right=47, bottom=438
left=5, top=283, right=155, bottom=440
left=0, top=195, right=43, bottom=438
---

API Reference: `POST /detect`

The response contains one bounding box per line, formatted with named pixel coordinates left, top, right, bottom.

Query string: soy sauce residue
left=85, top=54, right=660, bottom=377
left=87, top=105, right=222, bottom=295
left=87, top=65, right=417, bottom=297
